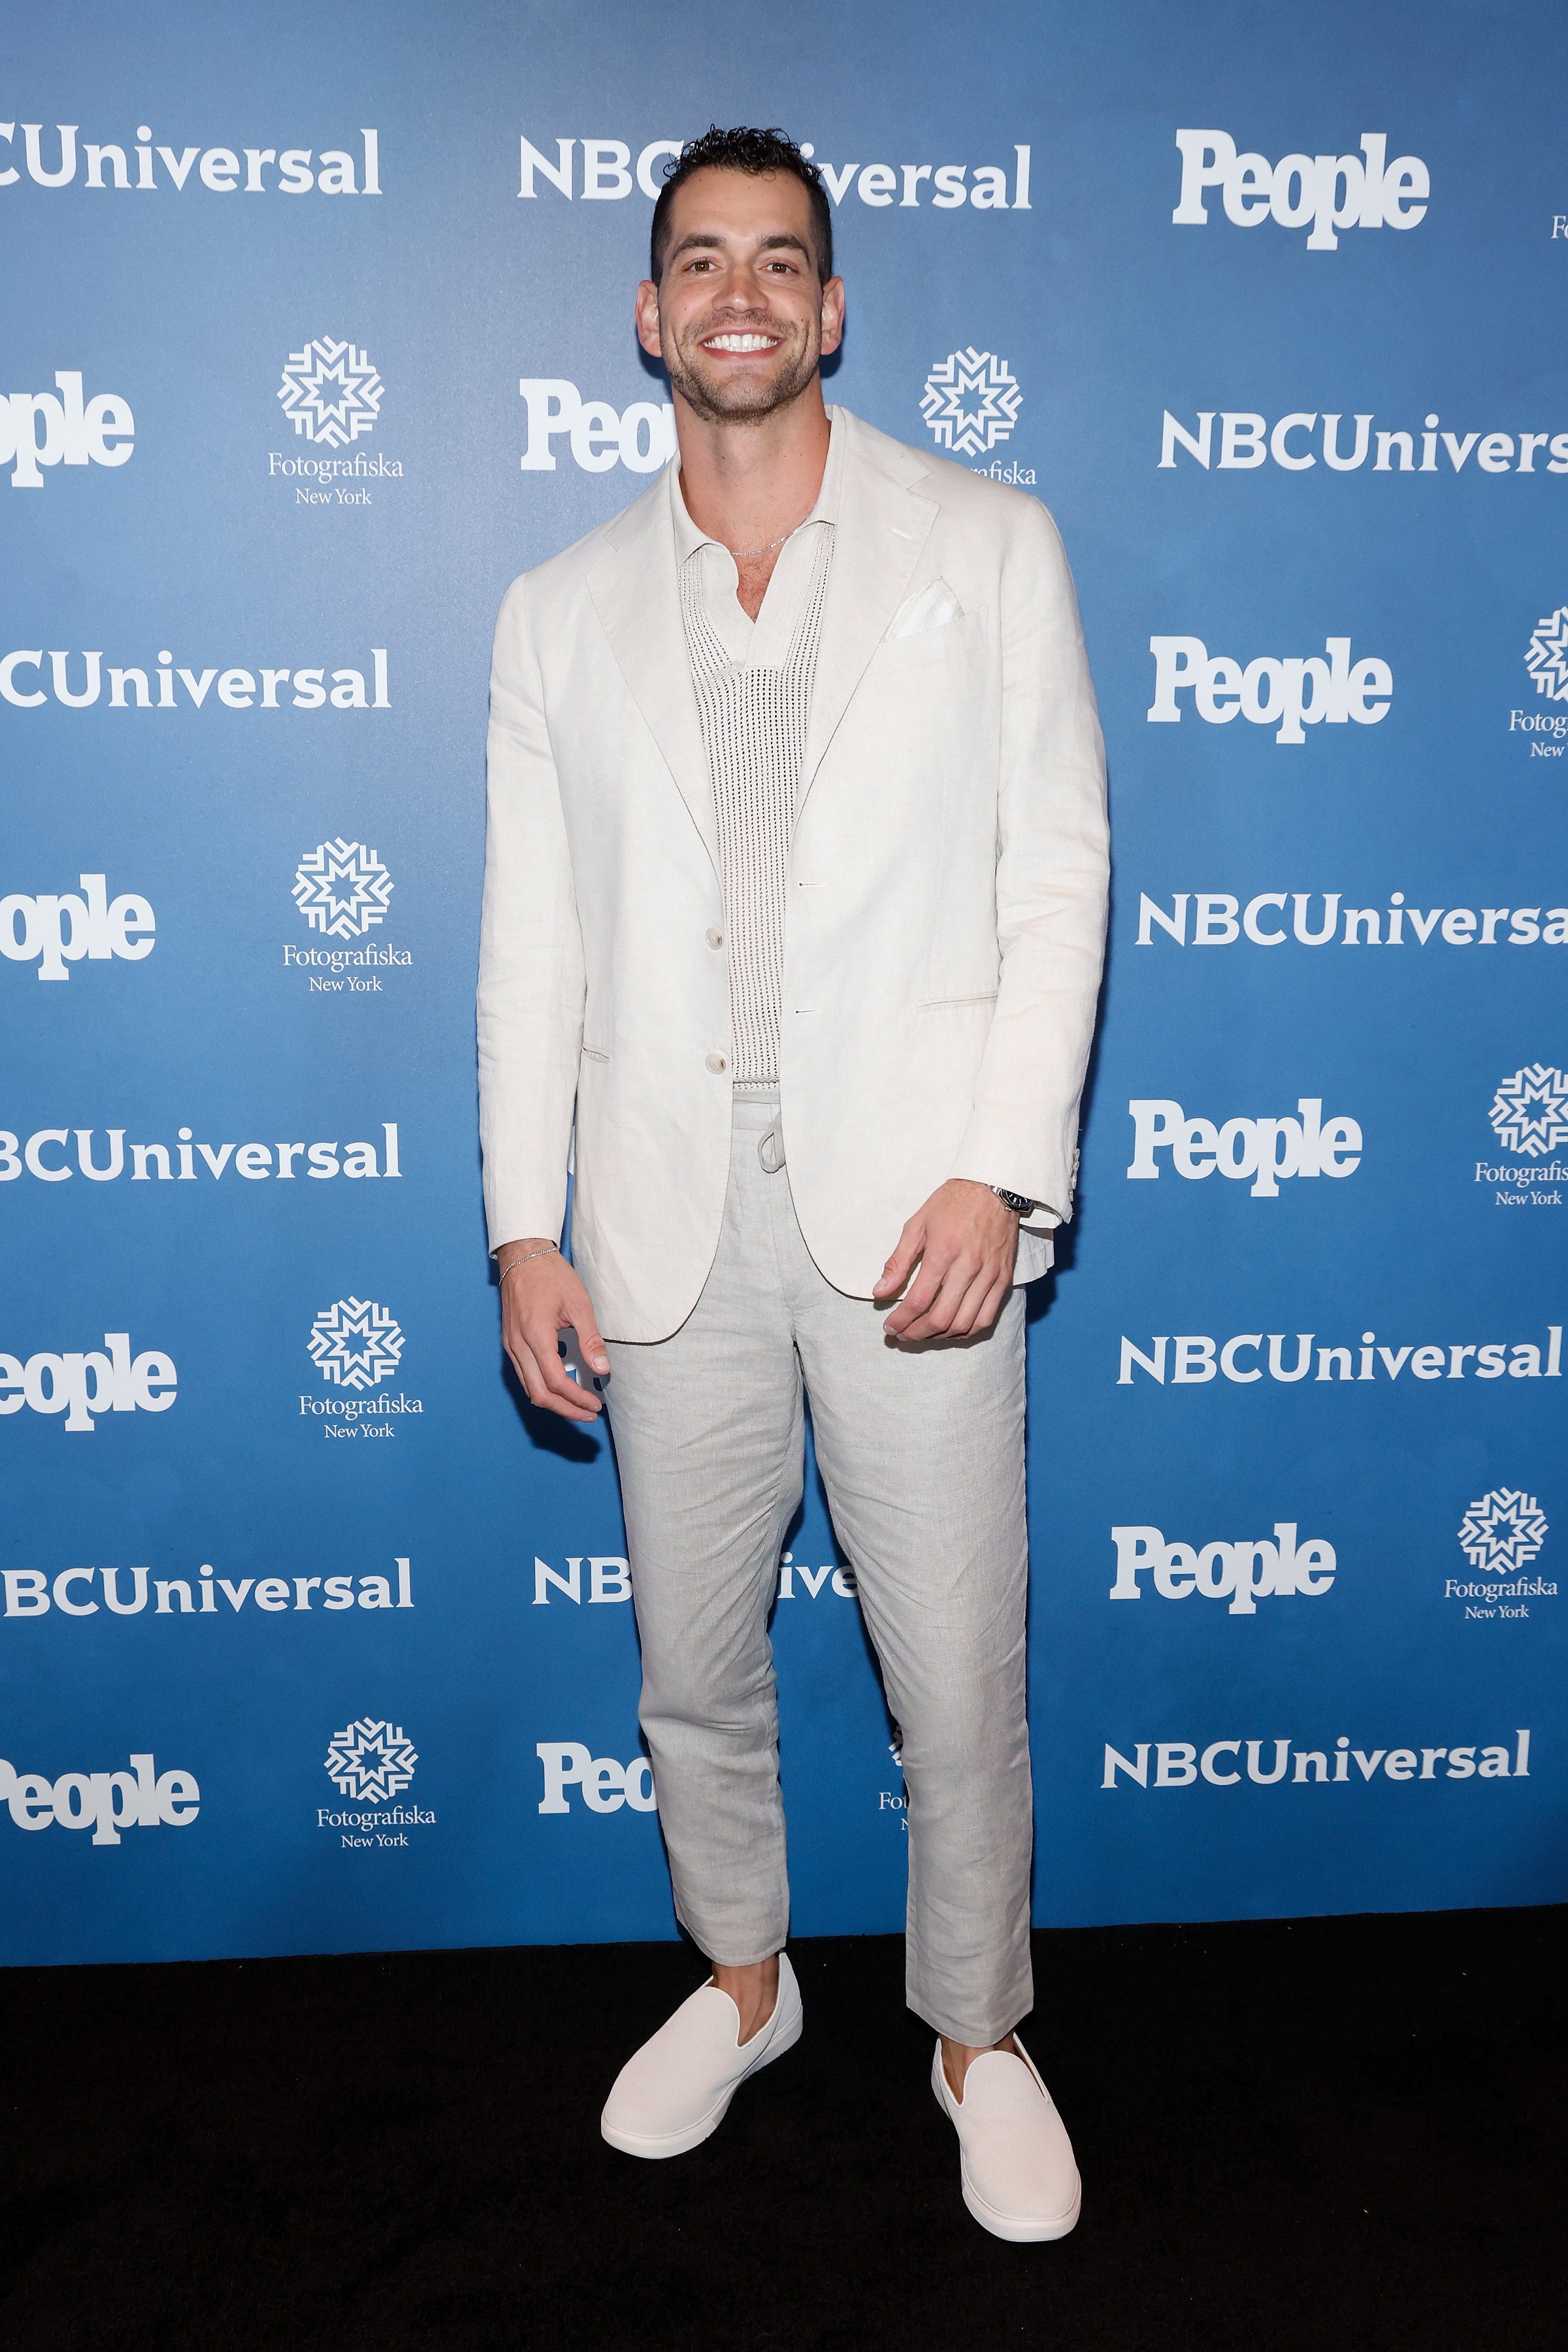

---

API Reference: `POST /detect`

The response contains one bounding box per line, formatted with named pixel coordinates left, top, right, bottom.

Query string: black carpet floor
left=4, top=1904, right=1563, bottom=2352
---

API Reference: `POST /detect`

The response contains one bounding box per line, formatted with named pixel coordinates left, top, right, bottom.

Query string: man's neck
left=675, top=384, right=832, bottom=557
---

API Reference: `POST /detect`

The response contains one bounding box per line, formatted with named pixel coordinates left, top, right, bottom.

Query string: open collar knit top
left=671, top=415, right=842, bottom=1089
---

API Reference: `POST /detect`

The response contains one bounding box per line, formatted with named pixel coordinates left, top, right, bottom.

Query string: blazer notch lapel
left=800, top=457, right=938, bottom=814
left=587, top=482, right=718, bottom=874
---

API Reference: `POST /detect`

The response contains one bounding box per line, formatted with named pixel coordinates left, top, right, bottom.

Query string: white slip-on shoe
left=932, top=2034, right=1082, bottom=2243
left=600, top=1952, right=803, bottom=2159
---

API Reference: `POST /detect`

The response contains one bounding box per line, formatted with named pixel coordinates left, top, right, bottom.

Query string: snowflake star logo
left=1488, top=1065, right=1568, bottom=1158
left=277, top=337, right=384, bottom=447
left=1456, top=1489, right=1548, bottom=1576
left=308, top=1298, right=404, bottom=1390
left=919, top=348, right=1023, bottom=458
left=293, top=840, right=394, bottom=940
left=1524, top=606, right=1568, bottom=702
left=323, top=1718, right=418, bottom=1802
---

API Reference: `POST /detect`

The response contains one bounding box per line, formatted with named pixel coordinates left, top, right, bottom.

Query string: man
left=478, top=126, right=1107, bottom=2242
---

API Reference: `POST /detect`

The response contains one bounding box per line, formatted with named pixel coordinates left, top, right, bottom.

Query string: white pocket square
left=887, top=579, right=962, bottom=640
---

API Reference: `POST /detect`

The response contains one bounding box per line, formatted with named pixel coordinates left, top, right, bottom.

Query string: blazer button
left=706, top=926, right=723, bottom=949
left=705, top=1052, right=727, bottom=1073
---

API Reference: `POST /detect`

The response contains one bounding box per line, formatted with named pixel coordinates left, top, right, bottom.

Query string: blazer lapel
left=798, top=418, right=938, bottom=822
left=587, top=474, right=719, bottom=875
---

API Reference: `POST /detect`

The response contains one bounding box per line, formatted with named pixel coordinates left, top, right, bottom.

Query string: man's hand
left=874, top=1181, right=1021, bottom=1343
left=498, top=1240, right=611, bottom=1422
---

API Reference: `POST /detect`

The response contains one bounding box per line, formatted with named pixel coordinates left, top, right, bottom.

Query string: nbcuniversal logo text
left=1135, top=893, right=1568, bottom=951
left=1, top=1752, right=198, bottom=1843
left=534, top=1556, right=631, bottom=1605
left=1172, top=131, right=1428, bottom=245
left=2, top=372, right=131, bottom=489
left=1, top=1335, right=174, bottom=1431
left=0, top=1123, right=401, bottom=1187
left=0, top=122, right=380, bottom=196
left=1127, top=1098, right=1360, bottom=1196
left=1117, top=1324, right=1563, bottom=1387
left=531, top=1550, right=859, bottom=1606
left=1148, top=636, right=1391, bottom=744
left=3, top=1558, right=416, bottom=1620
left=1, top=646, right=390, bottom=711
left=1103, top=1730, right=1530, bottom=1789
left=517, top=135, right=1032, bottom=214
left=1109, top=1524, right=1335, bottom=1613
left=1160, top=409, right=1568, bottom=478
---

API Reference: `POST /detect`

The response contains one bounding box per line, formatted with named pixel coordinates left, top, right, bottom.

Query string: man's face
left=636, top=167, right=844, bottom=425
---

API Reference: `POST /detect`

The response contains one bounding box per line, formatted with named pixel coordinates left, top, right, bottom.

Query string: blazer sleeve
left=476, top=571, right=587, bottom=1255
left=948, top=498, right=1109, bottom=1227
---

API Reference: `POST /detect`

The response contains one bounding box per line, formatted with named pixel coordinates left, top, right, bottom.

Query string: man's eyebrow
left=667, top=230, right=811, bottom=261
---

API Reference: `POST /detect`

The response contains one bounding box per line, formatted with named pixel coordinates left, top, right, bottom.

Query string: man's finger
left=913, top=1252, right=995, bottom=1339
left=971, top=1271, right=1013, bottom=1335
left=873, top=1218, right=925, bottom=1299
left=510, top=1337, right=597, bottom=1423
left=531, top=1374, right=602, bottom=1424
left=572, top=1318, right=612, bottom=1377
left=885, top=1251, right=975, bottom=1339
left=519, top=1318, right=604, bottom=1418
left=883, top=1262, right=947, bottom=1333
left=897, top=1294, right=963, bottom=1341
left=943, top=1263, right=1005, bottom=1338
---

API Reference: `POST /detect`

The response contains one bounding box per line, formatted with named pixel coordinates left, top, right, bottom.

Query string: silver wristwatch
left=990, top=1186, right=1036, bottom=1216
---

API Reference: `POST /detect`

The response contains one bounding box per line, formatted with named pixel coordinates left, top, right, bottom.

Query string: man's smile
left=700, top=331, right=783, bottom=353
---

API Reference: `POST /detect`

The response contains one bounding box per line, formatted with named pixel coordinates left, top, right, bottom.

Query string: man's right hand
left=497, top=1240, right=611, bottom=1423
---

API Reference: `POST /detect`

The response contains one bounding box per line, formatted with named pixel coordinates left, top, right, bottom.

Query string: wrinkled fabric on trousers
left=602, top=1089, right=1033, bottom=2047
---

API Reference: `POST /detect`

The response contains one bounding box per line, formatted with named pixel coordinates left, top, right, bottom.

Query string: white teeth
left=705, top=333, right=777, bottom=352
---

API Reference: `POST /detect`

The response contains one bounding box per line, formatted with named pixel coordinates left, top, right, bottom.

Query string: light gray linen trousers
left=603, top=1088, right=1033, bottom=2048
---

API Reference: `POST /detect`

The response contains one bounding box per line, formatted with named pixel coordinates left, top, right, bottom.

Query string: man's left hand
left=874, top=1179, right=1021, bottom=1343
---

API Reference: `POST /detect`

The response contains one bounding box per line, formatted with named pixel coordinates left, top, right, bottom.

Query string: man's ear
left=819, top=276, right=846, bottom=359
left=634, top=278, right=664, bottom=361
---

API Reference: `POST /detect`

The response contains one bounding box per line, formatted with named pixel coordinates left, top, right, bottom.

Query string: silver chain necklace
left=728, top=514, right=811, bottom=561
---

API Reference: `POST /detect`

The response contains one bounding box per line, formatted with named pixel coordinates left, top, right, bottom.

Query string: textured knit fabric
left=602, top=1091, right=1034, bottom=2047
left=674, top=451, right=838, bottom=1089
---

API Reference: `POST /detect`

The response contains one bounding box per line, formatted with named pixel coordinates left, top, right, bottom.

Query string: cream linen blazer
left=478, top=407, right=1109, bottom=1343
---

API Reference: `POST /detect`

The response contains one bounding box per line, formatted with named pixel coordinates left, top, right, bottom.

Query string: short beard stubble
left=661, top=311, right=823, bottom=427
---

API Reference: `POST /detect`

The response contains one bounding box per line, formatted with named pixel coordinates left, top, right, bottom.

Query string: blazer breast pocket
left=868, top=606, right=990, bottom=678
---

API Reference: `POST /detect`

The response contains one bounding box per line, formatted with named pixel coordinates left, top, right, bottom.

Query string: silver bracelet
left=500, top=1243, right=559, bottom=1284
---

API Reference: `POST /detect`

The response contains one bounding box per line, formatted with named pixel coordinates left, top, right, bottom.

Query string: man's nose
left=715, top=270, right=773, bottom=309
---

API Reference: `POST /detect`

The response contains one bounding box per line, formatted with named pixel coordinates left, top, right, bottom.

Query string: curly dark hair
left=650, top=125, right=832, bottom=287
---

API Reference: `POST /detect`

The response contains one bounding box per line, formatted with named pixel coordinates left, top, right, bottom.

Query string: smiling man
left=478, top=125, right=1108, bottom=2242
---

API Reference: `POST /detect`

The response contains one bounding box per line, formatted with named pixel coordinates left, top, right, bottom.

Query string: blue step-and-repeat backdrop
left=4, top=0, right=1565, bottom=1967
